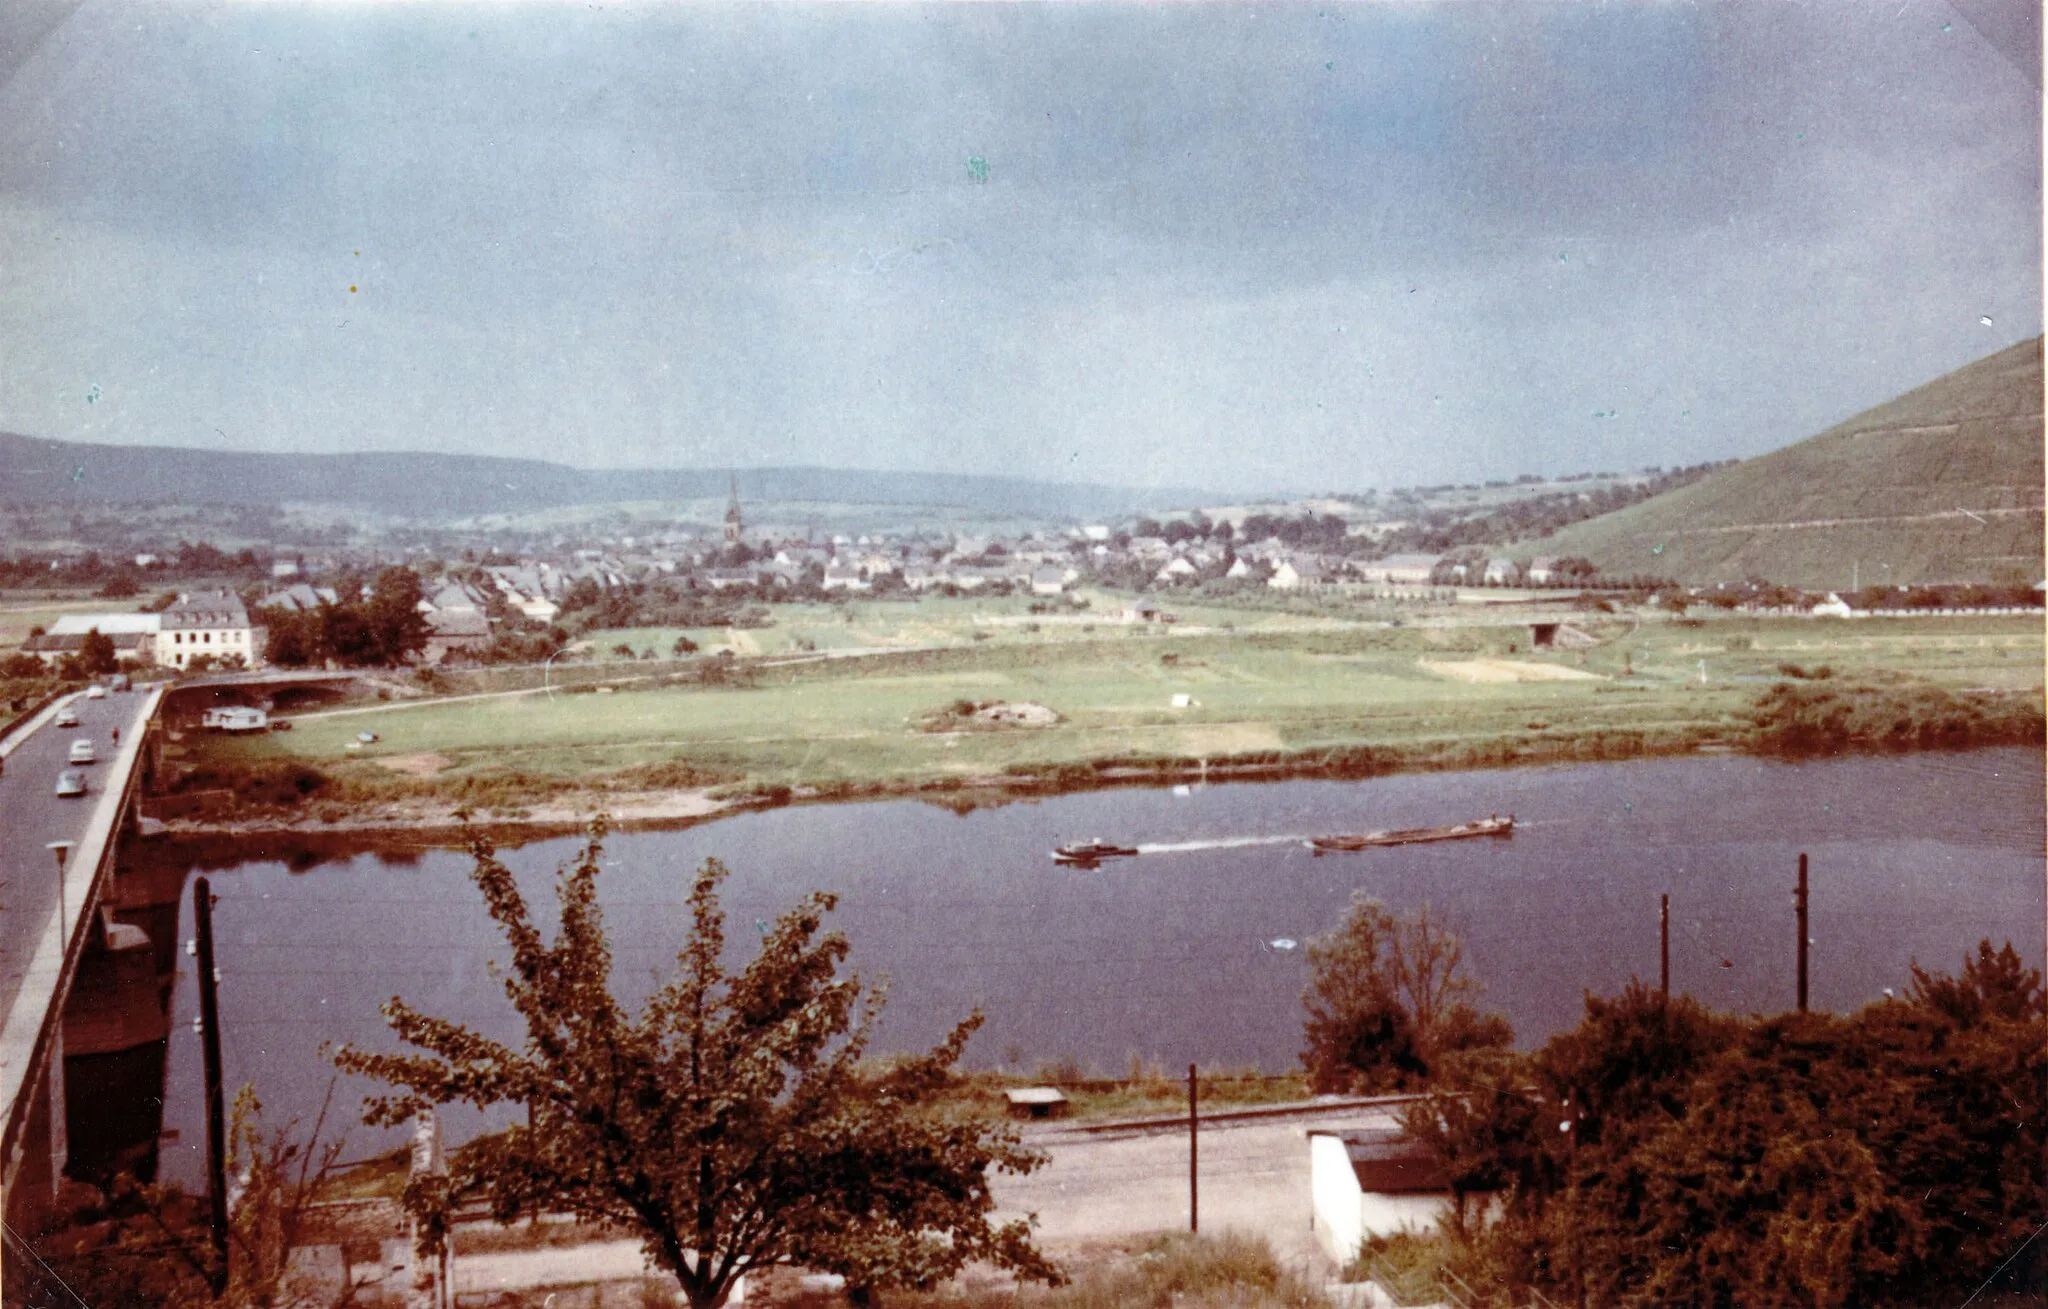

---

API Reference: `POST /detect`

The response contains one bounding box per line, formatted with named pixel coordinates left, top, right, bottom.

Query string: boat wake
left=1132, top=835, right=1309, bottom=855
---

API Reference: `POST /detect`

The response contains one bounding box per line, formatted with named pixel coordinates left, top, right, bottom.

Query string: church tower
left=724, top=475, right=744, bottom=544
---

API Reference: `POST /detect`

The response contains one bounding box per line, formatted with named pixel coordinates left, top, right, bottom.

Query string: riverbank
left=150, top=613, right=2043, bottom=838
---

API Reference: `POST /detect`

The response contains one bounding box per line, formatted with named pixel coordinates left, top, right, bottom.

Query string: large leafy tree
left=364, top=566, right=431, bottom=664
left=1301, top=895, right=1512, bottom=1094
left=334, top=820, right=1058, bottom=1309
left=77, top=626, right=120, bottom=676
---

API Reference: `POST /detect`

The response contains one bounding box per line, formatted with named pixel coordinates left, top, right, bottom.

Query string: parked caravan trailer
left=202, top=706, right=270, bottom=733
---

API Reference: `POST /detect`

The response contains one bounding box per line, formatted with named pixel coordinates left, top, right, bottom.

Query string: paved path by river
left=992, top=1103, right=1400, bottom=1269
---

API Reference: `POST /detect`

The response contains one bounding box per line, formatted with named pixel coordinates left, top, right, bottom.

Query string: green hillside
left=1515, top=338, right=2044, bottom=589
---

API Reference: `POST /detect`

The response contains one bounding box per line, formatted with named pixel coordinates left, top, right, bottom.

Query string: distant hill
left=0, top=434, right=1205, bottom=523
left=1511, top=338, right=2045, bottom=588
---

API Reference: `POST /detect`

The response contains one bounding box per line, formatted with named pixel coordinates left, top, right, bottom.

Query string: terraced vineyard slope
left=1514, top=338, right=2044, bottom=588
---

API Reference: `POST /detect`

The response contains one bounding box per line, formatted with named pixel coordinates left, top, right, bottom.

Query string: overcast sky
left=0, top=1, right=2038, bottom=494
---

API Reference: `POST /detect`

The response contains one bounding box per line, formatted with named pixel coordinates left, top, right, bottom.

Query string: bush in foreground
left=1406, top=942, right=2047, bottom=1307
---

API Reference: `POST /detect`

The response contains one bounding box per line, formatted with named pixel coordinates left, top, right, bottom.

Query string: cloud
left=0, top=1, right=2036, bottom=492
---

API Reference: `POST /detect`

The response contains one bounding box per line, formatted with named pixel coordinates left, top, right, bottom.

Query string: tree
left=334, top=819, right=1059, bottom=1309
left=1301, top=896, right=1512, bottom=1094
left=77, top=626, right=119, bottom=676
left=260, top=606, right=323, bottom=668
left=365, top=566, right=430, bottom=664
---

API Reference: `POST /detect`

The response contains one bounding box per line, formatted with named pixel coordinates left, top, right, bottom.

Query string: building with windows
left=20, top=613, right=160, bottom=666
left=160, top=590, right=265, bottom=669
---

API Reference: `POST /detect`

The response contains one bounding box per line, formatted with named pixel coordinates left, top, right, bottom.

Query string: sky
left=0, top=1, right=2039, bottom=496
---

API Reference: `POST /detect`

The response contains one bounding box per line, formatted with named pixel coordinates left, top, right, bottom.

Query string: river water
left=140, top=747, right=2041, bottom=1187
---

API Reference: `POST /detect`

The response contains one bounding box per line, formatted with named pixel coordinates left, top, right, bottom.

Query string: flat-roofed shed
left=1003, top=1087, right=1070, bottom=1120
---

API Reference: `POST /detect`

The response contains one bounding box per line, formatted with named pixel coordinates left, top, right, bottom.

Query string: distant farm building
left=1529, top=621, right=1601, bottom=650
left=1362, top=554, right=1441, bottom=585
left=1268, top=558, right=1328, bottom=590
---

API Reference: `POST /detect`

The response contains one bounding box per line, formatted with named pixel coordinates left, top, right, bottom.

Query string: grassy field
left=0, top=592, right=133, bottom=647
left=576, top=588, right=1365, bottom=661
left=169, top=607, right=2043, bottom=818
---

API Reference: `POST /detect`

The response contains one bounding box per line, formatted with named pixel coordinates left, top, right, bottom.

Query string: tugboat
left=1052, top=840, right=1141, bottom=867
left=1307, top=814, right=1514, bottom=854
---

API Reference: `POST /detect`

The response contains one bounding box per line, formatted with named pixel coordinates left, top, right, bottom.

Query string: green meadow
left=178, top=603, right=2044, bottom=816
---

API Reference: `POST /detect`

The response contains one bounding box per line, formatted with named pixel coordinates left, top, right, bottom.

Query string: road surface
left=0, top=687, right=156, bottom=1022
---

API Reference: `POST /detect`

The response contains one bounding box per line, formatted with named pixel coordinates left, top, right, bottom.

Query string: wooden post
left=1187, top=1063, right=1198, bottom=1234
left=1796, top=854, right=1809, bottom=1013
left=1660, top=893, right=1670, bottom=999
left=410, top=1110, right=454, bottom=1309
left=194, top=877, right=230, bottom=1294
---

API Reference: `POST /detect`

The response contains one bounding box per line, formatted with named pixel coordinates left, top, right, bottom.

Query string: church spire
left=724, top=474, right=744, bottom=544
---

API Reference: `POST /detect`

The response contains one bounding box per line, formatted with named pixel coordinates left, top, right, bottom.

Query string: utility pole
left=1187, top=1064, right=1199, bottom=1233
left=1795, top=854, right=1809, bottom=1013
left=194, top=877, right=230, bottom=1294
left=1660, top=893, right=1670, bottom=999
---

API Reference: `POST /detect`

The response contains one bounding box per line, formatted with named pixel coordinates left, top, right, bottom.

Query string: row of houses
left=22, top=591, right=264, bottom=670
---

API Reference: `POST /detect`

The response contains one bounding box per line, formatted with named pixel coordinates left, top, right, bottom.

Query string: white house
left=1363, top=554, right=1442, bottom=585
left=1811, top=592, right=1854, bottom=618
left=1269, top=558, right=1327, bottom=590
left=1156, top=556, right=1198, bottom=584
left=821, top=562, right=870, bottom=592
left=159, top=590, right=265, bottom=670
left=1525, top=556, right=1559, bottom=586
left=1308, top=1125, right=1464, bottom=1265
left=1482, top=558, right=1518, bottom=586
left=1030, top=565, right=1066, bottom=596
left=23, top=612, right=162, bottom=667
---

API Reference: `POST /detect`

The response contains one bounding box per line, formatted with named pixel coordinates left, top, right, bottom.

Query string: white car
left=53, top=706, right=79, bottom=728
left=55, top=769, right=86, bottom=798
left=85, top=684, right=107, bottom=699
left=69, top=738, right=97, bottom=765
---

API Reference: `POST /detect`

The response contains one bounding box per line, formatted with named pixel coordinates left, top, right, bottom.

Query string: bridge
left=0, top=681, right=166, bottom=1238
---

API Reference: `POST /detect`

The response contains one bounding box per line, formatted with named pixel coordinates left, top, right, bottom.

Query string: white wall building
left=160, top=590, right=265, bottom=669
left=1308, top=1125, right=1468, bottom=1265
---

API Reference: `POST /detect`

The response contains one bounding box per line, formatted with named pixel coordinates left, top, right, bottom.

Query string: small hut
left=1003, top=1087, right=1070, bottom=1121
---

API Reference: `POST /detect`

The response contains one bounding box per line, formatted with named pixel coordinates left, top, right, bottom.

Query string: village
left=15, top=475, right=2037, bottom=684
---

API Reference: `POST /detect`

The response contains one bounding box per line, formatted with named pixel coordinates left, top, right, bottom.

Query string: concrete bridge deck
left=0, top=682, right=164, bottom=1211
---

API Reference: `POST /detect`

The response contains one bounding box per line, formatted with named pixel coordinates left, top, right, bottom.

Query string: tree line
left=260, top=567, right=430, bottom=667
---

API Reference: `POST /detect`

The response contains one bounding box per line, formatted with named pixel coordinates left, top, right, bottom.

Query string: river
left=128, top=747, right=2040, bottom=1188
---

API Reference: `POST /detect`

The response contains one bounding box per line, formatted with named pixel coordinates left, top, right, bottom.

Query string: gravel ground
left=990, top=1104, right=1404, bottom=1270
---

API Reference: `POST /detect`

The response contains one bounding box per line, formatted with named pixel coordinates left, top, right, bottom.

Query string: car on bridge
left=55, top=769, right=86, bottom=798
left=53, top=706, right=79, bottom=728
left=85, top=684, right=106, bottom=700
left=68, top=739, right=96, bottom=765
